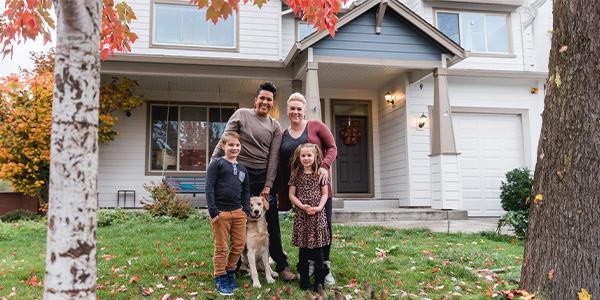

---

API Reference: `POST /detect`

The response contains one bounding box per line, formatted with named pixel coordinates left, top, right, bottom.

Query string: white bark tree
left=43, top=0, right=101, bottom=298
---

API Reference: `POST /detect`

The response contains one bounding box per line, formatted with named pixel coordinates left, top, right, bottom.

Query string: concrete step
left=332, top=208, right=468, bottom=222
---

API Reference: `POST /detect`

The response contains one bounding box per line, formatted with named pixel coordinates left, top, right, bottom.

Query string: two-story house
left=99, top=0, right=552, bottom=217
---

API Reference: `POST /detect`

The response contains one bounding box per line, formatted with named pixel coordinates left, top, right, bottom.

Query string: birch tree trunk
left=520, top=0, right=600, bottom=298
left=44, top=0, right=101, bottom=298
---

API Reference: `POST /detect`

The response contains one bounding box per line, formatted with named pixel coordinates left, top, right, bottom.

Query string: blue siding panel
left=312, top=8, right=449, bottom=61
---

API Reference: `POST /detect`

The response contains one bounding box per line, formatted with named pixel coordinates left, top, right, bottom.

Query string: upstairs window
left=297, top=21, right=317, bottom=41
left=153, top=2, right=235, bottom=48
left=437, top=11, right=509, bottom=53
left=148, top=104, right=235, bottom=173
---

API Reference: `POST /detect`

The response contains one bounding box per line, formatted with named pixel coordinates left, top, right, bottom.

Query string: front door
left=335, top=116, right=369, bottom=194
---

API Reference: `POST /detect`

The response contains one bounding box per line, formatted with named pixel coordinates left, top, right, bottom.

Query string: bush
left=97, top=207, right=151, bottom=227
left=500, top=168, right=533, bottom=212
left=141, top=179, right=191, bottom=219
left=1, top=209, right=38, bottom=222
left=497, top=210, right=529, bottom=238
left=498, top=168, right=534, bottom=238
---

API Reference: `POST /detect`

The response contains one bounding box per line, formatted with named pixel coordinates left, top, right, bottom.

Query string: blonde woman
left=277, top=92, right=337, bottom=284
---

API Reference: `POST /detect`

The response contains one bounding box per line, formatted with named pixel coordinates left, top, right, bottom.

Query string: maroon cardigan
left=278, top=120, right=337, bottom=211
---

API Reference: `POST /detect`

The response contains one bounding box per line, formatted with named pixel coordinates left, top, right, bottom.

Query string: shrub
left=141, top=179, right=191, bottom=219
left=497, top=210, right=529, bottom=238
left=1, top=209, right=38, bottom=222
left=498, top=168, right=534, bottom=238
left=97, top=207, right=151, bottom=227
left=500, top=168, right=533, bottom=212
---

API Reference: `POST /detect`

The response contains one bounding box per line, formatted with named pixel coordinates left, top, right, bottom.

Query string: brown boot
left=278, top=266, right=297, bottom=281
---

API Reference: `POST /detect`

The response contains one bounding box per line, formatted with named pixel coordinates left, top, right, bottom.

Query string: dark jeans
left=323, top=197, right=332, bottom=261
left=246, top=167, right=289, bottom=272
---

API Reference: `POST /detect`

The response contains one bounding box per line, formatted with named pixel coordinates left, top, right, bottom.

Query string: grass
left=0, top=210, right=525, bottom=299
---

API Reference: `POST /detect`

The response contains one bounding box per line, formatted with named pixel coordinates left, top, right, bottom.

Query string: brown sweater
left=211, top=108, right=282, bottom=188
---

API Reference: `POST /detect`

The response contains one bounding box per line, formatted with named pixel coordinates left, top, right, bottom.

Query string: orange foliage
left=0, top=49, right=145, bottom=202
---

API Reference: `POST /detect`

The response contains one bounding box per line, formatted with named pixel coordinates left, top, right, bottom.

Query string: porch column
left=430, top=67, right=461, bottom=210
left=305, top=61, right=321, bottom=121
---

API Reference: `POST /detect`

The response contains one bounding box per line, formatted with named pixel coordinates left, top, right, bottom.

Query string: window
left=149, top=104, right=235, bottom=173
left=437, top=11, right=509, bottom=53
left=297, top=21, right=317, bottom=41
left=153, top=3, right=235, bottom=48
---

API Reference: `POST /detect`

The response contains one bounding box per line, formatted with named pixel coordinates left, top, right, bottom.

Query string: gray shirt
left=211, top=108, right=282, bottom=188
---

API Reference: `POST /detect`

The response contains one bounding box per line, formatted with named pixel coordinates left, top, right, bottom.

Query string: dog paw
left=267, top=277, right=275, bottom=284
left=253, top=282, right=262, bottom=288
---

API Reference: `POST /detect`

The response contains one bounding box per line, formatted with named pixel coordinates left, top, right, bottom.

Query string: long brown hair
left=290, top=143, right=323, bottom=182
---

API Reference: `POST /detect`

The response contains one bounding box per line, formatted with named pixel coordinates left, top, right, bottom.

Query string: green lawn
left=0, top=210, right=524, bottom=299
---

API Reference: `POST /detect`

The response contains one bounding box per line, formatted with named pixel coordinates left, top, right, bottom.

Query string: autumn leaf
left=578, top=288, right=591, bottom=300
left=534, top=194, right=542, bottom=204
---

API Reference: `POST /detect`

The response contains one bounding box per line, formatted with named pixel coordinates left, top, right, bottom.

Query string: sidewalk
left=337, top=218, right=514, bottom=235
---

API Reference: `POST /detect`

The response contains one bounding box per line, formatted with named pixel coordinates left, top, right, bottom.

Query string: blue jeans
left=246, top=167, right=289, bottom=272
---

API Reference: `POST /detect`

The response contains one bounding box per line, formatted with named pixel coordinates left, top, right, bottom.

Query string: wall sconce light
left=417, top=113, right=428, bottom=128
left=531, top=88, right=538, bottom=94
left=384, top=91, right=394, bottom=105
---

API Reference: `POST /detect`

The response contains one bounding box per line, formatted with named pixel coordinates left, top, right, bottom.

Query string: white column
left=305, top=61, right=321, bottom=121
left=430, top=67, right=461, bottom=210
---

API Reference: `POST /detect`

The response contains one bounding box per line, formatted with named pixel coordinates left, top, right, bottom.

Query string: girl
left=288, top=143, right=330, bottom=291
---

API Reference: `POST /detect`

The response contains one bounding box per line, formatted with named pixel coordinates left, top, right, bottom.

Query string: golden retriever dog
left=239, top=196, right=276, bottom=287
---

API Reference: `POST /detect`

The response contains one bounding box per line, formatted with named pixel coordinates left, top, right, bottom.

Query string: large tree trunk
left=520, top=1, right=600, bottom=298
left=44, top=0, right=101, bottom=298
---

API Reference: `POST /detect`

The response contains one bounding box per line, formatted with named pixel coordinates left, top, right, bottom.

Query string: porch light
left=417, top=113, right=428, bottom=128
left=384, top=91, right=394, bottom=105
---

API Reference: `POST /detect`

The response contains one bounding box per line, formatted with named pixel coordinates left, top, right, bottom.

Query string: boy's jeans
left=211, top=208, right=247, bottom=277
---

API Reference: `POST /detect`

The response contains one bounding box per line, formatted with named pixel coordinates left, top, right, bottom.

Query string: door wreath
left=340, top=125, right=361, bottom=146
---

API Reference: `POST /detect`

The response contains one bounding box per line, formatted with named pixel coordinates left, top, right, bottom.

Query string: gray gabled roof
left=284, top=0, right=466, bottom=66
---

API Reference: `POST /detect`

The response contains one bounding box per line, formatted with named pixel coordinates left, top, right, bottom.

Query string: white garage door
left=453, top=113, right=525, bottom=217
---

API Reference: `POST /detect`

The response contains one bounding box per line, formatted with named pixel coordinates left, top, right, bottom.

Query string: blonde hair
left=220, top=131, right=242, bottom=146
left=287, top=92, right=307, bottom=107
left=290, top=143, right=323, bottom=182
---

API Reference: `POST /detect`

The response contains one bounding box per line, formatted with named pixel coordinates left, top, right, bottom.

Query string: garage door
left=453, top=113, right=525, bottom=217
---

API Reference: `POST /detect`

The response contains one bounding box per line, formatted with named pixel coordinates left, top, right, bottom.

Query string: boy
left=206, top=131, right=250, bottom=295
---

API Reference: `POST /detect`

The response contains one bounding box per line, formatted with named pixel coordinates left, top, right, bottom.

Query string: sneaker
left=226, top=270, right=238, bottom=290
left=215, top=274, right=233, bottom=295
left=324, top=261, right=335, bottom=285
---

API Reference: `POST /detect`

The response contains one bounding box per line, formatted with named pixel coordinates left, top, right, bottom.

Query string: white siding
left=124, top=0, right=282, bottom=60
left=281, top=14, right=296, bottom=59
left=377, top=77, right=408, bottom=205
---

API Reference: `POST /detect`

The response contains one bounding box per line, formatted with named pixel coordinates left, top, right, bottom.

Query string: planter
left=0, top=192, right=39, bottom=216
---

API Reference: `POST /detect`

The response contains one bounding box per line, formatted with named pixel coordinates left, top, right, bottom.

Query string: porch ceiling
left=100, top=63, right=407, bottom=94
left=100, top=75, right=292, bottom=96
left=316, top=63, right=407, bottom=90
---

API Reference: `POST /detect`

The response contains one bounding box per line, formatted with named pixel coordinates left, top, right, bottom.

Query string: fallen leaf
left=578, top=288, right=591, bottom=300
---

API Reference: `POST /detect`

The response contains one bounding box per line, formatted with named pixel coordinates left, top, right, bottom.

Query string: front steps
left=331, top=198, right=468, bottom=222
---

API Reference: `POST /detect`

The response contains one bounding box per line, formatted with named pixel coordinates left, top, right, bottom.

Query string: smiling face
left=299, top=147, right=316, bottom=170
left=287, top=100, right=306, bottom=124
left=254, top=90, right=274, bottom=118
left=222, top=137, right=241, bottom=160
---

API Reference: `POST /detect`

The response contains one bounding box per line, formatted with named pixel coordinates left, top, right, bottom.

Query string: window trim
left=145, top=101, right=239, bottom=176
left=435, top=9, right=513, bottom=55
left=150, top=0, right=239, bottom=52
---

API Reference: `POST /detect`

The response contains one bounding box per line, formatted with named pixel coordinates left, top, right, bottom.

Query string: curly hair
left=290, top=143, right=323, bottom=182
